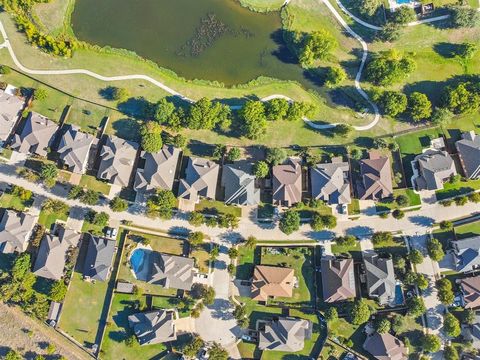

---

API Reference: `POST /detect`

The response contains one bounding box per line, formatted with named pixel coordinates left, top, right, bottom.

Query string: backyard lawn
left=64, top=98, right=108, bottom=135
left=38, top=206, right=69, bottom=230
left=58, top=272, right=109, bottom=347
left=194, top=199, right=242, bottom=217
left=235, top=245, right=257, bottom=281
left=101, top=293, right=168, bottom=360
left=455, top=220, right=480, bottom=240
left=80, top=174, right=111, bottom=194
left=435, top=179, right=480, bottom=200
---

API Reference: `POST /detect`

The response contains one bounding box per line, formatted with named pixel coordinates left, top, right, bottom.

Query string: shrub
left=324, top=66, right=347, bottom=87
left=109, top=197, right=128, bottom=212
left=188, top=211, right=205, bottom=226
left=392, top=209, right=404, bottom=220
left=279, top=210, right=300, bottom=235
left=427, top=238, right=445, bottom=262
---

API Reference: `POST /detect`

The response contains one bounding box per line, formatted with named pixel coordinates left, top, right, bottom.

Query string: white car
left=111, top=228, right=118, bottom=238
left=241, top=334, right=252, bottom=341
left=105, top=228, right=112, bottom=238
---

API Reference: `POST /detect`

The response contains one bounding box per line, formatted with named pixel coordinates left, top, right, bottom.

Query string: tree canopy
left=299, top=30, right=337, bottom=67
left=140, top=121, right=163, bottom=153
left=366, top=50, right=416, bottom=86
left=408, top=92, right=432, bottom=121
left=279, top=210, right=300, bottom=235
left=239, top=100, right=268, bottom=140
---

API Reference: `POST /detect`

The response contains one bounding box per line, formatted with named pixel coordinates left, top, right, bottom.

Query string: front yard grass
left=435, top=179, right=480, bottom=200
left=58, top=271, right=109, bottom=347
left=455, top=220, right=480, bottom=240
left=81, top=218, right=106, bottom=235
left=38, top=206, right=69, bottom=230
left=79, top=174, right=111, bottom=194
left=331, top=241, right=362, bottom=260
left=375, top=188, right=421, bottom=212
left=190, top=243, right=210, bottom=273
left=195, top=199, right=242, bottom=217
left=101, top=293, right=167, bottom=360
left=348, top=199, right=360, bottom=215
left=128, top=231, right=184, bottom=256
left=373, top=236, right=408, bottom=256
left=0, top=192, right=32, bottom=211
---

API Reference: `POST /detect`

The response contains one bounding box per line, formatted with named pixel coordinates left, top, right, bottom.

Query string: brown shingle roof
left=357, top=151, right=393, bottom=200
left=272, top=158, right=302, bottom=206
left=363, top=333, right=408, bottom=360
left=251, top=265, right=294, bottom=302
left=461, top=276, right=480, bottom=309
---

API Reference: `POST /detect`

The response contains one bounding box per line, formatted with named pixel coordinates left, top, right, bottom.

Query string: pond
left=71, top=0, right=317, bottom=87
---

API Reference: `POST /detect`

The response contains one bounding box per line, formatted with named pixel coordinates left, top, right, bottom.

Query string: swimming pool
left=394, top=284, right=405, bottom=305
left=130, top=248, right=147, bottom=274
left=396, top=0, right=413, bottom=4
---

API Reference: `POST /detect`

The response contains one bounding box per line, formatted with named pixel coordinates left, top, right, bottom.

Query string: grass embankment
left=238, top=0, right=285, bottom=12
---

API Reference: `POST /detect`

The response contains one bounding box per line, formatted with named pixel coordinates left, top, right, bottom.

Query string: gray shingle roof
left=134, top=145, right=181, bottom=193
left=97, top=135, right=139, bottom=187
left=0, top=209, right=36, bottom=254
left=321, top=256, right=356, bottom=302
left=272, top=158, right=302, bottom=207
left=57, top=125, right=95, bottom=174
left=363, top=332, right=408, bottom=360
left=128, top=310, right=176, bottom=345
left=11, top=112, right=58, bottom=157
left=258, top=317, right=312, bottom=352
left=33, top=227, right=81, bottom=280
left=453, top=236, right=480, bottom=273
left=221, top=163, right=260, bottom=206
left=310, top=158, right=351, bottom=205
left=456, top=131, right=480, bottom=179
left=178, top=157, right=219, bottom=202
left=414, top=149, right=456, bottom=190
left=83, top=234, right=115, bottom=281
left=357, top=151, right=393, bottom=200
left=148, top=252, right=194, bottom=290
left=363, top=252, right=396, bottom=305
left=0, top=89, right=24, bottom=143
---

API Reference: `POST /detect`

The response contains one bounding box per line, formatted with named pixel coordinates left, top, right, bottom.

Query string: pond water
left=71, top=0, right=316, bottom=87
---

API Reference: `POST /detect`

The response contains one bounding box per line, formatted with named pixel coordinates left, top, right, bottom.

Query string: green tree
left=442, top=82, right=480, bottom=114
left=213, top=144, right=227, bottom=159
left=427, top=238, right=445, bottom=262
left=299, top=30, right=337, bottom=67
left=208, top=342, right=228, bottom=360
left=450, top=6, right=480, bottom=28
left=124, top=335, right=137, bottom=347
left=378, top=91, right=408, bottom=117
left=422, top=334, right=441, bottom=353
left=34, top=87, right=48, bottom=101
left=112, top=87, right=130, bottom=102
left=366, top=50, right=416, bottom=86
left=437, top=278, right=454, bottom=305
left=285, top=102, right=315, bottom=122
left=146, top=189, right=177, bottom=219
left=80, top=189, right=99, bottom=205
left=253, top=161, right=269, bottom=178
left=454, top=42, right=478, bottom=61
left=266, top=147, right=287, bottom=165
left=188, top=211, right=205, bottom=227
left=140, top=121, right=163, bottom=153
left=408, top=92, right=432, bottom=121
left=443, top=312, right=461, bottom=337
left=392, top=209, right=404, bottom=220
left=406, top=296, right=426, bottom=317
left=464, top=308, right=475, bottom=325
left=49, top=280, right=67, bottom=302
left=12, top=253, right=31, bottom=281
left=245, top=236, right=257, bottom=249
left=440, top=220, right=453, bottom=230
left=226, top=147, right=241, bottom=162
left=210, top=245, right=220, bottom=260
left=188, top=231, right=205, bottom=248
left=392, top=6, right=416, bottom=24
left=203, top=286, right=216, bottom=305
left=228, top=248, right=239, bottom=259
left=444, top=345, right=459, bottom=360
left=239, top=100, right=267, bottom=140
left=186, top=97, right=231, bottom=131
left=279, top=210, right=300, bottom=235
left=109, top=196, right=128, bottom=212
left=93, top=211, right=110, bottom=227
left=265, top=98, right=290, bottom=120
left=376, top=318, right=391, bottom=334
left=182, top=336, right=204, bottom=358
left=376, top=22, right=402, bottom=42
left=431, top=107, right=453, bottom=125
left=335, top=235, right=357, bottom=248
left=371, top=231, right=393, bottom=245
left=408, top=249, right=424, bottom=265
left=358, top=0, right=382, bottom=16
left=40, top=163, right=58, bottom=181
left=154, top=98, right=176, bottom=124
left=324, top=307, right=338, bottom=322
left=5, top=350, right=22, bottom=360
left=395, top=194, right=409, bottom=207
left=42, top=199, right=68, bottom=213
left=349, top=299, right=371, bottom=325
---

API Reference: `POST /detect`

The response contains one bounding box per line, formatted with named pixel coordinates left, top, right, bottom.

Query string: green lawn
left=435, top=180, right=480, bottom=200
left=455, top=220, right=480, bottom=240
left=260, top=247, right=315, bottom=305
left=58, top=272, right=109, bottom=347
left=331, top=241, right=361, bottom=259
left=348, top=199, right=360, bottom=215
left=238, top=0, right=285, bottom=12
left=191, top=243, right=210, bottom=274
left=194, top=199, right=242, bottom=217
left=296, top=203, right=333, bottom=218
left=390, top=314, right=424, bottom=355
left=38, top=207, right=69, bottom=230
left=375, top=188, right=421, bottom=212
left=127, top=231, right=184, bottom=256
left=0, top=193, right=32, bottom=211
left=81, top=219, right=106, bottom=235
left=65, top=98, right=109, bottom=135
left=373, top=236, right=408, bottom=256
left=236, top=246, right=257, bottom=281
left=80, top=174, right=111, bottom=194
left=101, top=293, right=168, bottom=360
left=0, top=147, right=13, bottom=160
left=151, top=296, right=192, bottom=318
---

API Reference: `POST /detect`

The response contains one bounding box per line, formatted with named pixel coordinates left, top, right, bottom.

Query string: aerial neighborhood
left=0, top=0, right=479, bottom=359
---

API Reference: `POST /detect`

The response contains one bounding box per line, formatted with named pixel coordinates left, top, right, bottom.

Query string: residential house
left=0, top=88, right=24, bottom=145
left=258, top=317, right=312, bottom=352
left=363, top=332, right=408, bottom=360
left=357, top=151, right=393, bottom=200
left=310, top=157, right=351, bottom=206
left=272, top=158, right=302, bottom=207
left=11, top=112, right=58, bottom=157
left=465, top=313, right=480, bottom=350
left=128, top=310, right=177, bottom=345
left=33, top=227, right=81, bottom=280
left=453, top=236, right=480, bottom=273
left=251, top=265, right=295, bottom=302
left=148, top=253, right=195, bottom=291
left=134, top=145, right=181, bottom=194
left=177, top=157, right=220, bottom=203
left=320, top=256, right=356, bottom=303
left=83, top=234, right=116, bottom=281
left=221, top=162, right=260, bottom=206
left=412, top=149, right=456, bottom=190
left=57, top=125, right=95, bottom=174
left=456, top=131, right=480, bottom=179
left=97, top=135, right=139, bottom=187
left=363, top=252, right=396, bottom=305
left=0, top=209, right=36, bottom=254
left=460, top=276, right=480, bottom=309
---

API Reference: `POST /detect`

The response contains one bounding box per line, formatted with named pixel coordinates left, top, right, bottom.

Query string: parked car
left=198, top=348, right=209, bottom=360
left=105, top=228, right=112, bottom=238
left=111, top=227, right=118, bottom=238
left=241, top=334, right=253, bottom=342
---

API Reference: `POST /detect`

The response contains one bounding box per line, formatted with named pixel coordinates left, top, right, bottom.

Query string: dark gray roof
left=47, top=301, right=62, bottom=322
left=363, top=252, right=395, bottom=305
left=128, top=310, right=176, bottom=345
left=310, top=158, right=351, bottom=205
left=453, top=236, right=480, bottom=273
left=97, top=135, right=139, bottom=187
left=178, top=157, right=219, bottom=202
left=456, top=131, right=480, bottom=179
left=57, top=125, right=95, bottom=174
left=0, top=89, right=24, bottom=143
left=320, top=256, right=356, bottom=302
left=134, top=145, right=181, bottom=193
left=148, top=252, right=195, bottom=290
left=221, top=163, right=260, bottom=206
left=258, top=317, right=312, bottom=352
left=272, top=158, right=302, bottom=206
left=33, top=228, right=81, bottom=280
left=83, top=234, right=115, bottom=281
left=0, top=209, right=36, bottom=254
left=11, top=112, right=58, bottom=156
left=414, top=149, right=456, bottom=190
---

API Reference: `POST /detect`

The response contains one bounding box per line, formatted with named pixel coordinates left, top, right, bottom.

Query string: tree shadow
left=118, top=97, right=155, bottom=118
left=270, top=29, right=299, bottom=65
left=98, top=86, right=116, bottom=101
left=109, top=117, right=141, bottom=142
left=408, top=215, right=435, bottom=227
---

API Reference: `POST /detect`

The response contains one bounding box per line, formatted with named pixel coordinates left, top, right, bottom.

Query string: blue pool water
left=395, top=284, right=405, bottom=305
left=397, top=0, right=413, bottom=4
left=130, top=248, right=146, bottom=274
